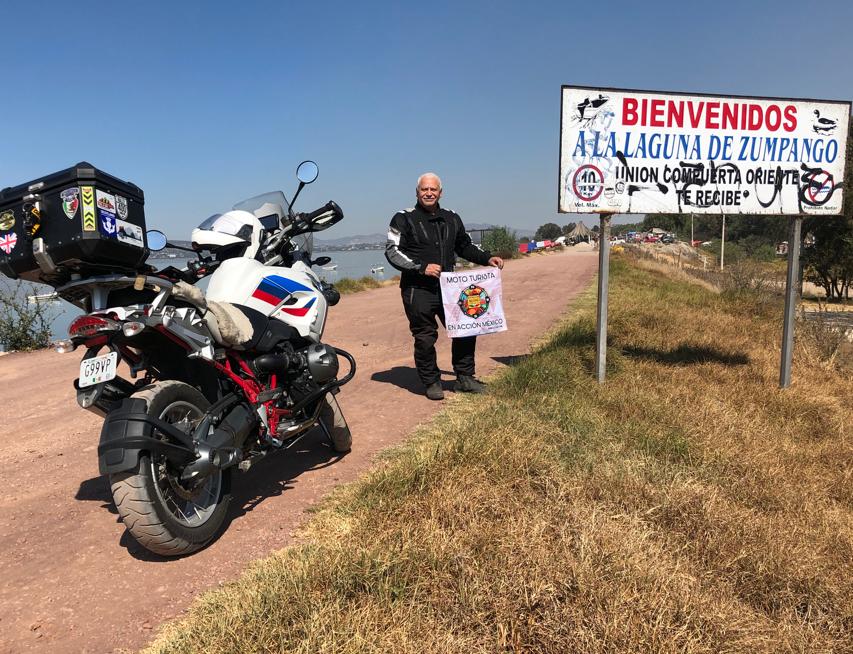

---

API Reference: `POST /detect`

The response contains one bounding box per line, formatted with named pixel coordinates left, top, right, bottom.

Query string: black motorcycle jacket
left=385, top=202, right=492, bottom=290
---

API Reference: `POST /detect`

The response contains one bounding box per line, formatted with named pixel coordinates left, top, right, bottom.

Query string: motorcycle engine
left=253, top=342, right=339, bottom=411
left=303, top=343, right=339, bottom=384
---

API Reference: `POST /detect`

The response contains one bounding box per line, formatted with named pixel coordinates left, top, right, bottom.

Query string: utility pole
left=690, top=212, right=695, bottom=245
left=720, top=213, right=726, bottom=271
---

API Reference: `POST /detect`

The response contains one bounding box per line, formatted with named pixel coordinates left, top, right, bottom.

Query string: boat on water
left=321, top=263, right=338, bottom=271
left=27, top=292, right=60, bottom=304
left=370, top=264, right=385, bottom=274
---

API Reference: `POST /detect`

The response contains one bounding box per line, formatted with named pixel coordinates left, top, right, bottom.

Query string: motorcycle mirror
left=312, top=256, right=332, bottom=267
left=147, top=230, right=168, bottom=251
left=296, top=160, right=319, bottom=184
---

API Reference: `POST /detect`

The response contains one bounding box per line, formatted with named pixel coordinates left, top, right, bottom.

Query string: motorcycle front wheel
left=109, top=381, right=232, bottom=557
left=319, top=392, right=352, bottom=453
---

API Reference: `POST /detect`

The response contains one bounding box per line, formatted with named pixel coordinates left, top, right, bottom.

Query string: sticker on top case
left=96, top=190, right=116, bottom=214
left=81, top=186, right=97, bottom=231
left=115, top=195, right=128, bottom=220
left=116, top=219, right=143, bottom=247
left=0, top=232, right=18, bottom=254
left=60, top=187, right=80, bottom=219
left=99, top=212, right=117, bottom=238
left=0, top=210, right=14, bottom=231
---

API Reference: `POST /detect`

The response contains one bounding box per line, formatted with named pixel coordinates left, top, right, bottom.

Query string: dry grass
left=145, top=257, right=853, bottom=654
left=335, top=275, right=399, bottom=294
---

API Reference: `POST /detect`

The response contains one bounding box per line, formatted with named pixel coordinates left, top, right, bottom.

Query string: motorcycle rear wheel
left=109, top=381, right=232, bottom=557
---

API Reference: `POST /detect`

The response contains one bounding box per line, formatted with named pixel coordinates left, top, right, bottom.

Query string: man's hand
left=488, top=256, right=504, bottom=270
left=424, top=263, right=442, bottom=278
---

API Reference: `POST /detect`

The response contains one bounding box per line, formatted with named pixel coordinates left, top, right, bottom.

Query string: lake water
left=0, top=249, right=393, bottom=345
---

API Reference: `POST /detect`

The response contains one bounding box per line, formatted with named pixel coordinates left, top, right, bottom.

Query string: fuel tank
left=205, top=258, right=327, bottom=340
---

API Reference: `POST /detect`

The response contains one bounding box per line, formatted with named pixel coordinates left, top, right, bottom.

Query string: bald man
left=385, top=173, right=504, bottom=400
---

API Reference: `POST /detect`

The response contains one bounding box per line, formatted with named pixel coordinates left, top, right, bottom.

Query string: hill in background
left=315, top=223, right=534, bottom=250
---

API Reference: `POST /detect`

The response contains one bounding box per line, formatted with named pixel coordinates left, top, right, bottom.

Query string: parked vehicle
left=643, top=234, right=660, bottom=243
left=0, top=161, right=355, bottom=556
left=660, top=234, right=675, bottom=244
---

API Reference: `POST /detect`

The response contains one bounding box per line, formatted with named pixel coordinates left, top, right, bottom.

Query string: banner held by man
left=440, top=267, right=508, bottom=338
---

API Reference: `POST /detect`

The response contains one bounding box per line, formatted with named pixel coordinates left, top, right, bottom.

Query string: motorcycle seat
left=203, top=301, right=299, bottom=353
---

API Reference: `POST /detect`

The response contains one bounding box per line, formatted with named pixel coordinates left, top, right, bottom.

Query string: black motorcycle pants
left=402, top=286, right=476, bottom=386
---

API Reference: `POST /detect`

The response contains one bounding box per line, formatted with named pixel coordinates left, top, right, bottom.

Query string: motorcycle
left=51, top=161, right=355, bottom=556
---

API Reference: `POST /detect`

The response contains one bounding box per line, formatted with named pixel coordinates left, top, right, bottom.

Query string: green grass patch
left=146, top=254, right=853, bottom=654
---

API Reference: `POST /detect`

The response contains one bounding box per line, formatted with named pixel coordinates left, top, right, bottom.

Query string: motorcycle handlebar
left=301, top=201, right=343, bottom=225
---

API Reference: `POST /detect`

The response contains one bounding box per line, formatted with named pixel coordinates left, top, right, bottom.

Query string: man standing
left=385, top=173, right=504, bottom=400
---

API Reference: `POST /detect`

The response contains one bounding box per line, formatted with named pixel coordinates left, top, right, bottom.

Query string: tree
left=642, top=213, right=686, bottom=234
left=562, top=222, right=576, bottom=236
left=534, top=223, right=562, bottom=241
left=802, top=217, right=853, bottom=300
left=481, top=226, right=518, bottom=259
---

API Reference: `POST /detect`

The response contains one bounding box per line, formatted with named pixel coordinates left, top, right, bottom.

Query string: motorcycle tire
left=109, top=381, right=232, bottom=557
left=319, top=392, right=352, bottom=453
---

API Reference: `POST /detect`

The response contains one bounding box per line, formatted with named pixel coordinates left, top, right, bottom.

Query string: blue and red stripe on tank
left=252, top=275, right=317, bottom=317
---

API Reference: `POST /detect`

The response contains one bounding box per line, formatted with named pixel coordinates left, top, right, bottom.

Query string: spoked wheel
left=109, top=381, right=231, bottom=557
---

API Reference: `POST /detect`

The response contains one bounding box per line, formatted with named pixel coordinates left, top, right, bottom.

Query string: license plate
left=79, top=352, right=118, bottom=388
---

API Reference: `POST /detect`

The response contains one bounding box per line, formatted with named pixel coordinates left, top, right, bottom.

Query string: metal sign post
left=779, top=216, right=803, bottom=388
left=595, top=213, right=612, bottom=383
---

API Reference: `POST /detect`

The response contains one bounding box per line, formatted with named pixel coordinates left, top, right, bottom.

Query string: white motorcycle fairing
left=205, top=258, right=328, bottom=341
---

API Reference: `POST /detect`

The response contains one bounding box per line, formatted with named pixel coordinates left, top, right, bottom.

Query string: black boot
left=425, top=382, right=445, bottom=400
left=454, top=375, right=486, bottom=393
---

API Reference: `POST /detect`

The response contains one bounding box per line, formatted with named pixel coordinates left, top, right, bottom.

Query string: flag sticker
left=0, top=232, right=18, bottom=254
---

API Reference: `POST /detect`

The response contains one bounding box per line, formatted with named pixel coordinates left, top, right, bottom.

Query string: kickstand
left=316, top=417, right=334, bottom=447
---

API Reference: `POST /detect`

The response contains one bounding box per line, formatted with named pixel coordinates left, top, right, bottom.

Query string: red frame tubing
left=205, top=355, right=293, bottom=437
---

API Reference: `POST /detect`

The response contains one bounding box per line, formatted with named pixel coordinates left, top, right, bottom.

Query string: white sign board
left=559, top=86, right=851, bottom=215
left=440, top=268, right=507, bottom=338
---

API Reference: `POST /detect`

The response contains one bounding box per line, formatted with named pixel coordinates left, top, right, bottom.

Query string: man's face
left=416, top=176, right=442, bottom=210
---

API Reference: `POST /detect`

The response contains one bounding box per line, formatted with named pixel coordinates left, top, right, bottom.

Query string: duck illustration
left=813, top=110, right=837, bottom=135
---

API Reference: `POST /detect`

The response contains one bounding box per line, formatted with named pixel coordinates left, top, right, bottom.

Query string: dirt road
left=0, top=250, right=596, bottom=653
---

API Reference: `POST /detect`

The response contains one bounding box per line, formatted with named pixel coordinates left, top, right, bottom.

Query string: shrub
left=481, top=226, right=518, bottom=259
left=0, top=283, right=55, bottom=351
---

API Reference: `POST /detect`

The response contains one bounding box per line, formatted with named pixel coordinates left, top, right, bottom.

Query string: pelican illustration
left=813, top=110, right=837, bottom=135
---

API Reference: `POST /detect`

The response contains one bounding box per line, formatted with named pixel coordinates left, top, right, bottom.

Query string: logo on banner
left=458, top=284, right=491, bottom=319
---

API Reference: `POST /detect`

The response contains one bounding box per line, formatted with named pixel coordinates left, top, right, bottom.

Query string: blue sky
left=3, top=0, right=852, bottom=237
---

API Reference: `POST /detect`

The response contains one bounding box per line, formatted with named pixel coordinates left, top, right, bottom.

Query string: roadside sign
left=559, top=86, right=852, bottom=389
left=559, top=86, right=850, bottom=215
